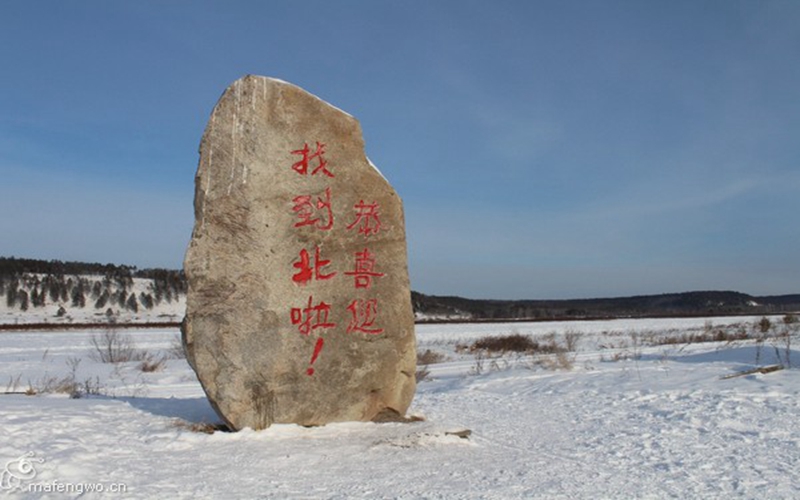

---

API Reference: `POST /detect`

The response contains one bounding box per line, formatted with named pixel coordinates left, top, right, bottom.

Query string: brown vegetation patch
left=471, top=333, right=561, bottom=354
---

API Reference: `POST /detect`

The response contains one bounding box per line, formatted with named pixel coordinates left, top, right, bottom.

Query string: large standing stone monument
left=183, top=75, right=416, bottom=430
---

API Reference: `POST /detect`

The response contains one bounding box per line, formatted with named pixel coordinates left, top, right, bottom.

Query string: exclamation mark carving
left=307, top=337, right=324, bottom=376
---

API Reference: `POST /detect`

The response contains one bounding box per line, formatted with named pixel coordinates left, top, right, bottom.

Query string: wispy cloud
left=582, top=176, right=764, bottom=222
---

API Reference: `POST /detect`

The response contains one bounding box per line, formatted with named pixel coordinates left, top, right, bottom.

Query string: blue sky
left=1, top=1, right=798, bottom=299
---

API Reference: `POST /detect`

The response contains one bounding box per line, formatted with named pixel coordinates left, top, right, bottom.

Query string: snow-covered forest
left=0, top=258, right=185, bottom=324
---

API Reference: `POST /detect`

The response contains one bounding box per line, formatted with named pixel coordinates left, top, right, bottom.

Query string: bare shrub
left=89, top=328, right=143, bottom=363
left=417, top=349, right=445, bottom=365
left=4, top=374, right=23, bottom=394
left=654, top=328, right=750, bottom=346
left=610, top=351, right=629, bottom=362
left=539, top=351, right=574, bottom=371
left=75, top=376, right=103, bottom=398
left=25, top=371, right=102, bottom=399
left=754, top=318, right=773, bottom=365
left=32, top=374, right=79, bottom=395
left=415, top=349, right=444, bottom=382
left=489, top=358, right=512, bottom=372
left=471, top=333, right=548, bottom=354
left=65, top=356, right=81, bottom=374
left=27, top=356, right=86, bottom=397
left=771, top=324, right=795, bottom=368
left=138, top=354, right=168, bottom=373
left=469, top=332, right=577, bottom=373
left=524, top=350, right=574, bottom=371
left=564, top=330, right=581, bottom=352
left=415, top=365, right=431, bottom=383
left=469, top=350, right=487, bottom=375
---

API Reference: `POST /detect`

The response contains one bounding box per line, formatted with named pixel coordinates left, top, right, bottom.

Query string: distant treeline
left=3, top=256, right=798, bottom=321
left=0, top=257, right=185, bottom=283
left=0, top=257, right=185, bottom=314
left=412, top=290, right=800, bottom=321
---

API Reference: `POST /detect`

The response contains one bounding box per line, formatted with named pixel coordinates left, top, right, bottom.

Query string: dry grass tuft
left=471, top=333, right=541, bottom=354
left=415, top=365, right=432, bottom=383
left=138, top=354, right=168, bottom=373
left=416, top=349, right=446, bottom=382
left=23, top=374, right=103, bottom=399
left=653, top=329, right=750, bottom=346
left=417, top=349, right=445, bottom=365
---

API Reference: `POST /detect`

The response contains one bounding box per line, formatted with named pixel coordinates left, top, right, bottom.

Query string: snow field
left=1, top=316, right=798, bottom=499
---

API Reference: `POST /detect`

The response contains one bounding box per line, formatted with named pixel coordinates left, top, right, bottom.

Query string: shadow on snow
left=110, top=395, right=221, bottom=424
left=643, top=345, right=799, bottom=369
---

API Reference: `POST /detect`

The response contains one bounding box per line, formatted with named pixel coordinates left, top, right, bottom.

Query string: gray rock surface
left=183, top=75, right=416, bottom=430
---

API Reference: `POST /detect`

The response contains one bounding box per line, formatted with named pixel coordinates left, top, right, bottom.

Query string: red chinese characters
left=346, top=200, right=381, bottom=236
left=290, top=296, right=336, bottom=336
left=287, top=142, right=387, bottom=374
left=346, top=298, right=384, bottom=335
left=344, top=248, right=384, bottom=289
left=291, top=141, right=333, bottom=177
left=292, top=187, right=333, bottom=230
left=292, top=246, right=336, bottom=285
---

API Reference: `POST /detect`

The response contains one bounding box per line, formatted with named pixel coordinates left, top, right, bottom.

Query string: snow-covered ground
left=1, top=316, right=798, bottom=499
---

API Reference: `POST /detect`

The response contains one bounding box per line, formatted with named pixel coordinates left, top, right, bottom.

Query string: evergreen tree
left=140, top=292, right=154, bottom=310
left=95, top=290, right=110, bottom=309
left=126, top=293, right=139, bottom=313
left=6, top=284, right=17, bottom=308
left=49, top=280, right=60, bottom=303
left=71, top=285, right=86, bottom=308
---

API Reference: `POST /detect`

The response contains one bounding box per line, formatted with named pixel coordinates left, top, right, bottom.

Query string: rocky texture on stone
left=183, top=75, right=416, bottom=430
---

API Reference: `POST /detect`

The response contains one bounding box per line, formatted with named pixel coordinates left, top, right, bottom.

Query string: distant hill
left=412, top=290, right=800, bottom=322
left=1, top=256, right=797, bottom=325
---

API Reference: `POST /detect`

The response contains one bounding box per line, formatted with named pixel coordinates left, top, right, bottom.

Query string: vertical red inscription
left=288, top=142, right=338, bottom=376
